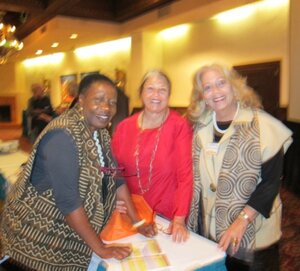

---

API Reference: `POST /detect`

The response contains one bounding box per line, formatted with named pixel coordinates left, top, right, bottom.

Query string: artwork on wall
left=43, top=79, right=51, bottom=95
left=80, top=71, right=99, bottom=79
left=115, top=68, right=126, bottom=91
left=60, top=74, right=78, bottom=102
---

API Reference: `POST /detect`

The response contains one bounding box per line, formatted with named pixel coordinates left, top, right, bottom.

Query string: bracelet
left=132, top=219, right=146, bottom=228
left=239, top=210, right=250, bottom=223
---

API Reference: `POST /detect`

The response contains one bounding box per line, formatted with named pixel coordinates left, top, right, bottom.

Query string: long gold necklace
left=134, top=110, right=168, bottom=194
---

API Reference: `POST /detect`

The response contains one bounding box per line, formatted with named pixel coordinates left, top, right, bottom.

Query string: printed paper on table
left=121, top=239, right=171, bottom=271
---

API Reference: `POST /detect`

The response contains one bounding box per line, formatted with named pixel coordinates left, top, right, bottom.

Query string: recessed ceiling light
left=35, top=49, right=43, bottom=55
left=70, top=33, right=78, bottom=39
left=51, top=42, right=59, bottom=48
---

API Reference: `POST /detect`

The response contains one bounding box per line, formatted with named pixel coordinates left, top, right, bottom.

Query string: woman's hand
left=167, top=216, right=189, bottom=243
left=116, top=200, right=127, bottom=214
left=97, top=243, right=132, bottom=260
left=137, top=222, right=157, bottom=238
left=218, top=207, right=256, bottom=255
left=65, top=207, right=131, bottom=261
left=218, top=217, right=248, bottom=255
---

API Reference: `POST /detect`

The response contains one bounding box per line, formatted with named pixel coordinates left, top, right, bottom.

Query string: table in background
left=0, top=149, right=28, bottom=185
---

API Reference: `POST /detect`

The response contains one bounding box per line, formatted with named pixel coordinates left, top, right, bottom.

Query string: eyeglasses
left=155, top=222, right=171, bottom=235
left=100, top=166, right=137, bottom=177
left=203, top=78, right=228, bottom=93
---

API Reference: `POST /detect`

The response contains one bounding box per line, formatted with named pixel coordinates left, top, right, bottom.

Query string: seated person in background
left=27, top=83, right=55, bottom=141
left=0, top=74, right=155, bottom=270
left=56, top=80, right=78, bottom=114
left=109, top=69, right=129, bottom=135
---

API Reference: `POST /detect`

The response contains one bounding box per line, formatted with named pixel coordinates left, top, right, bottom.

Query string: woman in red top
left=112, top=69, right=193, bottom=242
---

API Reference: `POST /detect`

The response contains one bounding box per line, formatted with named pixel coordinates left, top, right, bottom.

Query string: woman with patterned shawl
left=187, top=63, right=293, bottom=271
left=0, top=74, right=155, bottom=270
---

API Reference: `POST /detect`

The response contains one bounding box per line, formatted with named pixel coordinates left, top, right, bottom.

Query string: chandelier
left=0, top=21, right=24, bottom=64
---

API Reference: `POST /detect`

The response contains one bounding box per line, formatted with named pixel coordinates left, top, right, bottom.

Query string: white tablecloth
left=89, top=216, right=226, bottom=271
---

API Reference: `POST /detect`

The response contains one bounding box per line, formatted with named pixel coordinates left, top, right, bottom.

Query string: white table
left=92, top=216, right=226, bottom=271
left=0, top=150, right=28, bottom=185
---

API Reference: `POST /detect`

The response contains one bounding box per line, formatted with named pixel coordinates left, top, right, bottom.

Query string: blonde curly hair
left=187, top=63, right=262, bottom=124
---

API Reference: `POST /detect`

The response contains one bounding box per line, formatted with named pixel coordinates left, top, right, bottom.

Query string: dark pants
left=226, top=243, right=280, bottom=271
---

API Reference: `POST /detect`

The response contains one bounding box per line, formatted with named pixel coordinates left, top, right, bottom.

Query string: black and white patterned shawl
left=0, top=107, right=117, bottom=270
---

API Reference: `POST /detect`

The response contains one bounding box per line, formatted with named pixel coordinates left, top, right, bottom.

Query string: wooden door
left=233, top=61, right=281, bottom=119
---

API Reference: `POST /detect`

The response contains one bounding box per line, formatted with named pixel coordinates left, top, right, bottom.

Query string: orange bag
left=100, top=194, right=155, bottom=241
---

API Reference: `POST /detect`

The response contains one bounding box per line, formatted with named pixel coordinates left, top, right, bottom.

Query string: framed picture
left=43, top=79, right=51, bottom=95
left=80, top=71, right=99, bottom=79
left=60, top=74, right=77, bottom=101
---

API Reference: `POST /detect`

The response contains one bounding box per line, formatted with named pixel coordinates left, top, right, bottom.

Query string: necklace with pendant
left=134, top=110, right=168, bottom=194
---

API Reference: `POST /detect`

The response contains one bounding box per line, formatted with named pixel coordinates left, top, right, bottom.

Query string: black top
left=30, top=129, right=124, bottom=215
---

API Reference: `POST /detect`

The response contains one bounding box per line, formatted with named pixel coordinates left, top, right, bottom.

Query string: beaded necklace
left=93, top=131, right=105, bottom=169
left=212, top=102, right=240, bottom=134
left=134, top=110, right=168, bottom=194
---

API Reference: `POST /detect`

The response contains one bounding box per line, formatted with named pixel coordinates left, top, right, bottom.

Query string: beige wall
left=0, top=0, right=292, bottom=124
left=20, top=49, right=131, bottom=106
left=161, top=2, right=289, bottom=107
left=289, top=0, right=300, bottom=121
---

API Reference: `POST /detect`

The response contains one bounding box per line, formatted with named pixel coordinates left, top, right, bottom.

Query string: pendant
left=210, top=183, right=217, bottom=192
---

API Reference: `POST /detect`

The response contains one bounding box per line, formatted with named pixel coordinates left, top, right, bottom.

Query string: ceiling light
left=213, top=0, right=288, bottom=24
left=159, top=24, right=190, bottom=40
left=70, top=33, right=78, bottom=39
left=23, top=53, right=65, bottom=67
left=51, top=42, right=59, bottom=48
left=214, top=5, right=255, bottom=23
left=74, top=37, right=131, bottom=58
left=35, top=50, right=43, bottom=55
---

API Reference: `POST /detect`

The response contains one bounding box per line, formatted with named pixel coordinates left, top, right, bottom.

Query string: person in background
left=27, top=83, right=55, bottom=141
left=186, top=63, right=293, bottom=271
left=107, top=69, right=129, bottom=135
left=112, top=69, right=193, bottom=243
left=56, top=80, right=79, bottom=115
left=0, top=74, right=155, bottom=271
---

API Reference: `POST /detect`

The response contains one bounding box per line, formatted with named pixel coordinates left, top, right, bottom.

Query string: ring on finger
left=232, top=238, right=238, bottom=246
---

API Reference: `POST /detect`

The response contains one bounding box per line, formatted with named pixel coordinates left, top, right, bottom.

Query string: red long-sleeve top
left=112, top=110, right=193, bottom=220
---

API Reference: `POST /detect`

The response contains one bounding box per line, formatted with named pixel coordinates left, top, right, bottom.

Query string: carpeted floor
left=280, top=187, right=300, bottom=271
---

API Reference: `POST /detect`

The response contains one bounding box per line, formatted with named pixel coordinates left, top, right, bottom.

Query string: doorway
left=233, top=61, right=282, bottom=119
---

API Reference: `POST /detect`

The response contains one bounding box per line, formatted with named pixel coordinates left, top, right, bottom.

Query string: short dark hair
left=78, top=73, right=116, bottom=95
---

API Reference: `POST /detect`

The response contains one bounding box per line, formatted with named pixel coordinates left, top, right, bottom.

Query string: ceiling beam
left=115, top=0, right=177, bottom=22
left=0, top=0, right=44, bottom=13
left=15, top=0, right=82, bottom=40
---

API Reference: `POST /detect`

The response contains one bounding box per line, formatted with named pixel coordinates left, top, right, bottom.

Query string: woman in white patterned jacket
left=187, top=63, right=293, bottom=271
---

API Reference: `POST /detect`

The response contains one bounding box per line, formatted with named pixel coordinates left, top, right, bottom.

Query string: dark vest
left=0, top=107, right=117, bottom=270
